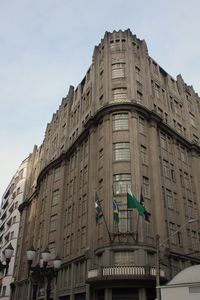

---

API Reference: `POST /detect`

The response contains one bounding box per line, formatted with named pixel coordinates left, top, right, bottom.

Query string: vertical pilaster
left=139, top=288, right=146, bottom=300
left=105, top=288, right=112, bottom=300
left=148, top=121, right=166, bottom=239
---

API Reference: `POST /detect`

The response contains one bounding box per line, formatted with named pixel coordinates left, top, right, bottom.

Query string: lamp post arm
left=159, top=219, right=196, bottom=248
left=156, top=234, right=161, bottom=300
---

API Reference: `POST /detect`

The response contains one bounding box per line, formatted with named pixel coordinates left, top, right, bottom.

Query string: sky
left=0, top=0, right=200, bottom=198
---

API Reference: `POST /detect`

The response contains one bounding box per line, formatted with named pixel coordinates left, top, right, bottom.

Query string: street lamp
left=0, top=243, right=14, bottom=275
left=26, top=246, right=62, bottom=300
left=156, top=218, right=197, bottom=300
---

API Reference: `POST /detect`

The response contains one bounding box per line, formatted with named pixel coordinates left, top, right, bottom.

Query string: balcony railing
left=87, top=265, right=165, bottom=282
left=103, top=266, right=145, bottom=276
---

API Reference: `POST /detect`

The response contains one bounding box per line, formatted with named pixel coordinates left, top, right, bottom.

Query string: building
left=160, top=264, right=200, bottom=300
left=11, top=29, right=200, bottom=300
left=0, top=157, right=30, bottom=299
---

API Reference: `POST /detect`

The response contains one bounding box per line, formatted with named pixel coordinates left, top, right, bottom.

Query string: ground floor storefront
left=58, top=287, right=156, bottom=300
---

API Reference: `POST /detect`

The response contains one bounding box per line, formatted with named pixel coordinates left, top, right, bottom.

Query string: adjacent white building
left=0, top=158, right=29, bottom=299
left=160, top=265, right=200, bottom=300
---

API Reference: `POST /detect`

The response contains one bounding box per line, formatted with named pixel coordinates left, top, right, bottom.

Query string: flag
left=113, top=199, right=119, bottom=223
left=140, top=190, right=151, bottom=223
left=95, top=194, right=103, bottom=223
left=127, top=187, right=145, bottom=216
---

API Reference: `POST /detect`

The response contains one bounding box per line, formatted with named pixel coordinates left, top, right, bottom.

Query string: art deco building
left=0, top=158, right=30, bottom=299
left=11, top=29, right=200, bottom=300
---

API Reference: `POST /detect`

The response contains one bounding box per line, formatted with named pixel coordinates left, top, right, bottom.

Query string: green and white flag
left=127, top=187, right=145, bottom=216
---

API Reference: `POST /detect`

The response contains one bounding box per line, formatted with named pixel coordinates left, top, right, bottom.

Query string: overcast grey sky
left=0, top=0, right=200, bottom=198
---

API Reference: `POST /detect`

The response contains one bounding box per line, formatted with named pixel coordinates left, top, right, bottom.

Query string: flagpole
left=135, top=213, right=140, bottom=241
left=102, top=208, right=112, bottom=243
left=135, top=186, right=142, bottom=241
left=95, top=192, right=112, bottom=243
left=112, top=186, right=119, bottom=233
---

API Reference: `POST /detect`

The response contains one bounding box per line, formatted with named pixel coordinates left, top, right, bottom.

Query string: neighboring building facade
left=160, top=265, right=200, bottom=300
left=0, top=157, right=30, bottom=299
left=11, top=29, right=200, bottom=300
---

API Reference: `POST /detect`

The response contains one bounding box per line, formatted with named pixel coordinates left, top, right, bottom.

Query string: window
left=67, top=206, right=72, bottom=224
left=118, top=210, right=131, bottom=232
left=137, top=91, right=143, bottom=102
left=190, top=116, right=195, bottom=127
left=99, top=119, right=103, bottom=140
left=114, top=251, right=134, bottom=266
left=180, top=148, right=186, bottom=162
left=82, top=194, right=87, bottom=215
left=177, top=123, right=182, bottom=134
left=187, top=199, right=193, bottom=216
left=81, top=227, right=86, bottom=248
left=110, top=40, right=115, bottom=51
left=19, top=169, right=24, bottom=180
left=113, top=142, right=130, bottom=161
left=169, top=223, right=177, bottom=244
left=49, top=242, right=56, bottom=259
left=139, top=117, right=145, bottom=134
left=163, top=160, right=170, bottom=178
left=166, top=189, right=173, bottom=209
left=113, top=174, right=131, bottom=194
left=112, top=88, right=127, bottom=102
left=99, top=148, right=103, bottom=168
left=50, top=215, right=57, bottom=232
left=184, top=172, right=190, bottom=190
left=69, top=180, right=73, bottom=196
left=83, top=139, right=88, bottom=156
left=143, top=177, right=150, bottom=198
left=171, top=165, right=176, bottom=182
left=99, top=69, right=104, bottom=81
left=83, top=166, right=88, bottom=184
left=160, top=134, right=167, bottom=150
left=141, top=145, right=147, bottom=165
left=112, top=63, right=125, bottom=78
left=152, top=61, right=158, bottom=74
left=154, top=83, right=160, bottom=99
left=177, top=225, right=182, bottom=246
left=52, top=190, right=60, bottom=206
left=54, top=167, right=61, bottom=181
left=192, top=134, right=199, bottom=143
left=135, top=66, right=141, bottom=82
left=187, top=229, right=192, bottom=247
left=65, top=236, right=70, bottom=256
left=113, top=113, right=128, bottom=130
left=191, top=230, right=197, bottom=248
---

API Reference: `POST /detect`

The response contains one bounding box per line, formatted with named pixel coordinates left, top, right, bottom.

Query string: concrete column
left=86, top=284, right=91, bottom=300
left=105, top=288, right=112, bottom=300
left=139, top=288, right=146, bottom=300
left=148, top=121, right=166, bottom=239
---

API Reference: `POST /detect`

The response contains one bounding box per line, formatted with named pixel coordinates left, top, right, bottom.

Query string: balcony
left=87, top=265, right=165, bottom=284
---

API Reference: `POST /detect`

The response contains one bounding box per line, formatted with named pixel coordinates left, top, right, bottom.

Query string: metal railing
left=87, top=265, right=165, bottom=279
